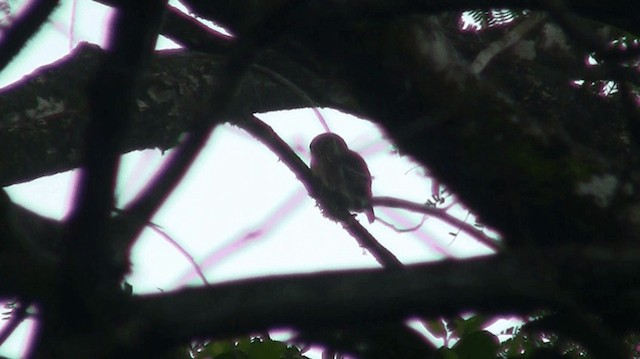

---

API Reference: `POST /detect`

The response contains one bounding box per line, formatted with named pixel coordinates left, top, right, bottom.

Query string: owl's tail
left=365, top=206, right=375, bottom=223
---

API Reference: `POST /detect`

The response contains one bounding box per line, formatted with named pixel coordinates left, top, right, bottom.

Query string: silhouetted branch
left=237, top=115, right=402, bottom=268
left=65, top=0, right=168, bottom=288
left=136, top=245, right=640, bottom=350
left=374, top=196, right=502, bottom=251
left=180, top=0, right=640, bottom=36
left=0, top=0, right=59, bottom=71
left=149, top=223, right=210, bottom=286
left=0, top=300, right=30, bottom=346
left=160, top=4, right=233, bottom=53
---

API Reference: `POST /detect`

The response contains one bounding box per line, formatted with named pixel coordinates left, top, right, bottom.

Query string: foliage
left=463, top=9, right=523, bottom=29
left=191, top=336, right=310, bottom=359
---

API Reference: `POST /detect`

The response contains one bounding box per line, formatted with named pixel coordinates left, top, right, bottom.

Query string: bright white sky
left=0, top=1, right=503, bottom=357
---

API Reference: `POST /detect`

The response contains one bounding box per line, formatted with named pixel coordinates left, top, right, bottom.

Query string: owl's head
left=309, top=133, right=349, bottom=156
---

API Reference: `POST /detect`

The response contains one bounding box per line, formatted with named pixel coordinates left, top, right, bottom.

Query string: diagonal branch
left=113, top=1, right=309, bottom=269
left=236, top=115, right=402, bottom=268
left=0, top=300, right=30, bottom=346
left=160, top=4, right=233, bottom=53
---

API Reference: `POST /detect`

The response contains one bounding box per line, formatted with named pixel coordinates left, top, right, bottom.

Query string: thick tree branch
left=0, top=42, right=346, bottom=186
left=65, top=0, right=168, bottom=286
left=135, top=245, right=640, bottom=349
left=180, top=0, right=640, bottom=36
left=33, top=2, right=168, bottom=357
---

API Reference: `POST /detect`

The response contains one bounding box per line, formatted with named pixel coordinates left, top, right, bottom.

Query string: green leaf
left=452, top=330, right=499, bottom=359
left=451, top=314, right=490, bottom=337
left=242, top=338, right=288, bottom=359
left=236, top=337, right=254, bottom=352
left=437, top=347, right=459, bottom=359
left=460, top=315, right=488, bottom=336
left=214, top=349, right=249, bottom=359
left=282, top=346, right=308, bottom=359
left=201, top=340, right=235, bottom=357
left=425, top=319, right=448, bottom=339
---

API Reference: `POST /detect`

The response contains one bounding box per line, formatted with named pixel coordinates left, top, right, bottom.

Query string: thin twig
left=373, top=196, right=502, bottom=251
left=149, top=224, right=210, bottom=286
left=0, top=300, right=30, bottom=346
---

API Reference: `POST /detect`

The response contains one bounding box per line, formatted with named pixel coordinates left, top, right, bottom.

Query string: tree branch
left=236, top=115, right=402, bottom=268
left=373, top=196, right=502, bottom=251
left=0, top=43, right=341, bottom=187
left=135, top=245, right=640, bottom=348
left=179, top=0, right=640, bottom=36
left=65, top=0, right=168, bottom=286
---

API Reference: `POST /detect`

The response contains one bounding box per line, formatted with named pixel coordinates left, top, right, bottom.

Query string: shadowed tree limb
left=236, top=114, right=403, bottom=268
left=134, top=245, right=639, bottom=352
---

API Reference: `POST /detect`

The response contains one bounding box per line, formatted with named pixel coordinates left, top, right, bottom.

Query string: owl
left=309, top=133, right=375, bottom=223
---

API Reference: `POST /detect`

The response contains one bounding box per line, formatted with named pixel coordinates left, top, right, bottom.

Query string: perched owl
left=309, top=133, right=375, bottom=223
